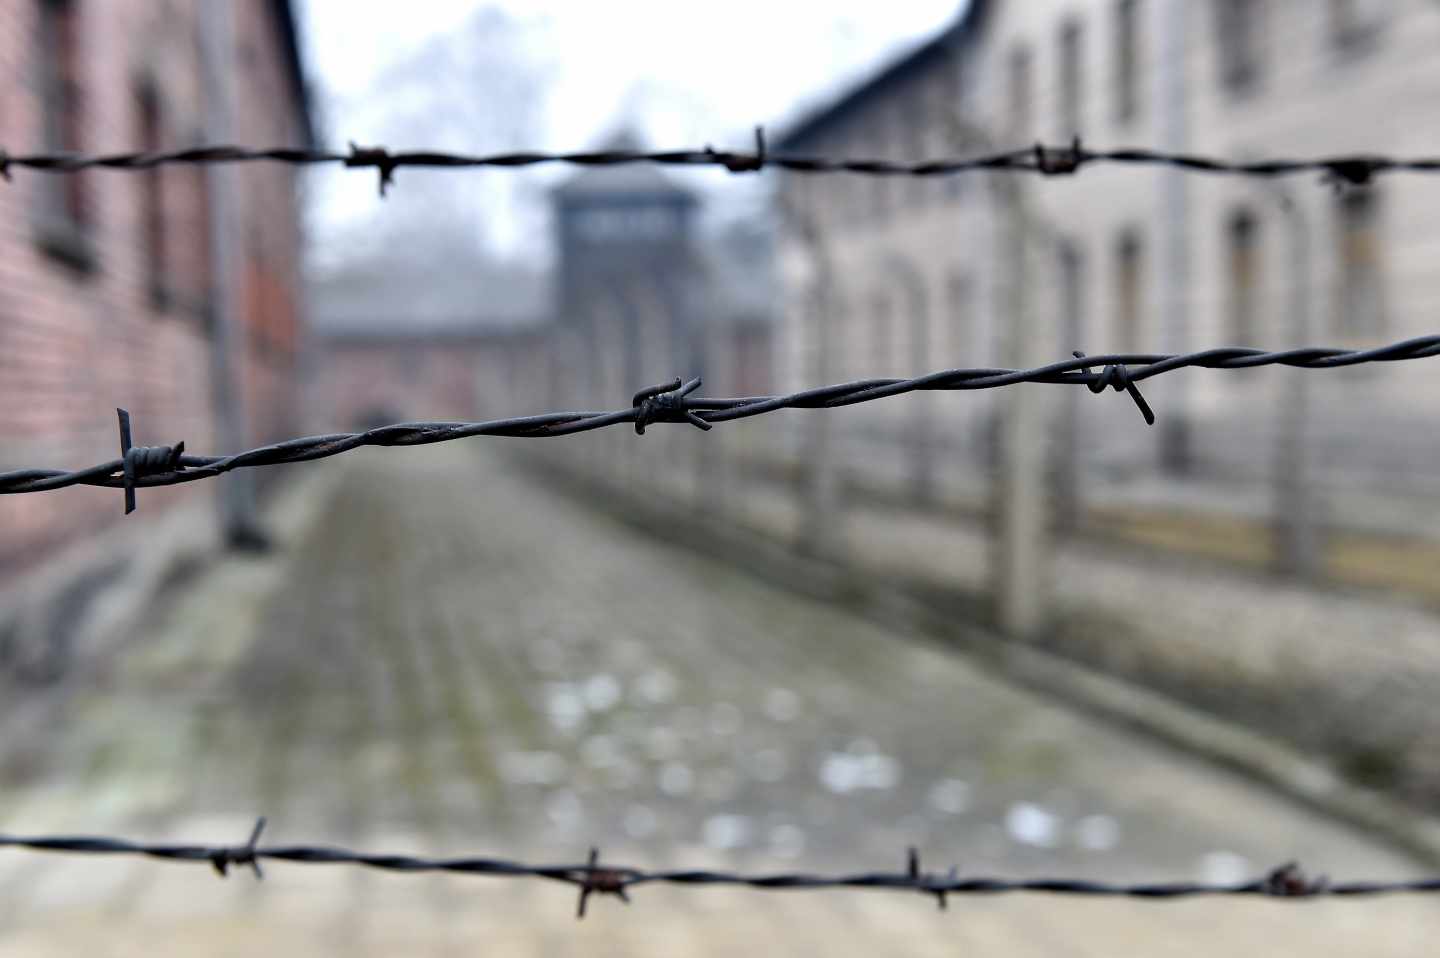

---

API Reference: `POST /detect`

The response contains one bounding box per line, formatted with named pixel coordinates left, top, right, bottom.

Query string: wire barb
left=1072, top=351, right=1155, bottom=426
left=1034, top=136, right=1086, bottom=175
left=209, top=817, right=266, bottom=880
left=907, top=847, right=957, bottom=910
left=116, top=408, right=185, bottom=515
left=632, top=376, right=710, bottom=435
left=1264, top=862, right=1329, bottom=898
left=346, top=141, right=397, bottom=197
left=707, top=126, right=768, bottom=174
left=576, top=847, right=631, bottom=919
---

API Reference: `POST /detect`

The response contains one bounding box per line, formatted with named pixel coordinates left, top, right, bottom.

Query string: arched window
left=1336, top=188, right=1382, bottom=338
left=1114, top=0, right=1141, bottom=125
left=1058, top=19, right=1084, bottom=139
left=1226, top=209, right=1260, bottom=343
left=1115, top=228, right=1144, bottom=351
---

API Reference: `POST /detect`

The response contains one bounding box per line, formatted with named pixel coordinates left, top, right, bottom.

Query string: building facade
left=0, top=0, right=311, bottom=571
left=774, top=0, right=1440, bottom=508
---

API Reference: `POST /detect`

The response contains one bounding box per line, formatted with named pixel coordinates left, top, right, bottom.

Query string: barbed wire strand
left=3, top=823, right=1438, bottom=919
left=0, top=134, right=1429, bottom=196
left=3, top=336, right=1437, bottom=513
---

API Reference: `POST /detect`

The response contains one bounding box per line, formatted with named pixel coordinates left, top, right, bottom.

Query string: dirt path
left=2, top=446, right=1437, bottom=955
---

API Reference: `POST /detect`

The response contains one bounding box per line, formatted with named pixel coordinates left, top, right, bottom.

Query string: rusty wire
left=1, top=823, right=1436, bottom=920
left=0, top=134, right=1433, bottom=195
left=2, top=336, right=1438, bottom=513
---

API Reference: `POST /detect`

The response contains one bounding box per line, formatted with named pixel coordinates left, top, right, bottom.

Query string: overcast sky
left=299, top=0, right=961, bottom=260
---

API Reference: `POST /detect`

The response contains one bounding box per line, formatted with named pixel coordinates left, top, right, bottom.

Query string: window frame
left=33, top=0, right=96, bottom=272
left=1114, top=0, right=1141, bottom=126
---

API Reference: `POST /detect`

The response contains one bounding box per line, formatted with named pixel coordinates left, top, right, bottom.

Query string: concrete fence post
left=991, top=177, right=1049, bottom=639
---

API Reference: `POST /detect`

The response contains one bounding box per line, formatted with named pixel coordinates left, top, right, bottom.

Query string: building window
left=1058, top=240, right=1085, bottom=351
left=36, top=0, right=92, bottom=259
left=573, top=206, right=675, bottom=241
left=1227, top=210, right=1259, bottom=343
left=946, top=270, right=971, bottom=363
left=137, top=84, right=167, bottom=309
left=1007, top=43, right=1032, bottom=142
left=1058, top=19, right=1084, bottom=139
left=1331, top=0, right=1385, bottom=52
left=872, top=290, right=893, bottom=374
left=1336, top=188, right=1382, bottom=338
left=190, top=151, right=214, bottom=327
left=1115, top=228, right=1143, bottom=351
left=1216, top=0, right=1263, bottom=94
left=1114, top=0, right=1140, bottom=125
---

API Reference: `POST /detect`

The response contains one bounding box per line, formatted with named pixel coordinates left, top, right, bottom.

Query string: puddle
left=819, top=751, right=901, bottom=794
left=545, top=683, right=587, bottom=733
left=818, top=739, right=901, bottom=794
left=1005, top=802, right=1061, bottom=848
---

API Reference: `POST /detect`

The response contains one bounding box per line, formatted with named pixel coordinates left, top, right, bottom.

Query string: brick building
left=0, top=0, right=311, bottom=572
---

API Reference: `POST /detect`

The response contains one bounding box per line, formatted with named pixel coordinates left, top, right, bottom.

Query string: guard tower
left=551, top=129, right=700, bottom=397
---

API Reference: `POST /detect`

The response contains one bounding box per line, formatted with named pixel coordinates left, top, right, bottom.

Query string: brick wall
left=0, top=0, right=307, bottom=574
left=315, top=335, right=546, bottom=432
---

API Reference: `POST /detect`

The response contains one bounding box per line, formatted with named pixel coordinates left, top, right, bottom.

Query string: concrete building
left=0, top=0, right=312, bottom=572
left=773, top=0, right=1440, bottom=523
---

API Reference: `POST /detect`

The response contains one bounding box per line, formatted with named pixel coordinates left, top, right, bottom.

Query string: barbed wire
left=3, top=336, right=1437, bottom=513
left=0, top=133, right=1432, bottom=196
left=3, top=821, right=1437, bottom=919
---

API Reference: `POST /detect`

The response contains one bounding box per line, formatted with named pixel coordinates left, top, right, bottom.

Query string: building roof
left=309, top=257, right=549, bottom=339
left=774, top=1, right=988, bottom=150
left=553, top=128, right=696, bottom=202
left=272, top=0, right=316, bottom=147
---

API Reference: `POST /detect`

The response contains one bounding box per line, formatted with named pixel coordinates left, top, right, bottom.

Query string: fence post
left=1272, top=188, right=1322, bottom=577
left=798, top=297, right=843, bottom=558
left=991, top=177, right=1049, bottom=639
left=201, top=0, right=264, bottom=550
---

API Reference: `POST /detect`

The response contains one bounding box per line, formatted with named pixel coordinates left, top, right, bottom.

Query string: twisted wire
left=2, top=826, right=1436, bottom=920
left=0, top=137, right=1432, bottom=192
left=3, top=336, right=1437, bottom=510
